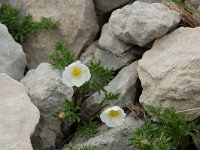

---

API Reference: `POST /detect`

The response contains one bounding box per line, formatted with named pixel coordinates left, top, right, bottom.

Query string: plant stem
left=90, top=100, right=108, bottom=120
left=178, top=136, right=189, bottom=150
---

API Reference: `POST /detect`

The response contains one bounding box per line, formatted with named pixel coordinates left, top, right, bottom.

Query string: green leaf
left=103, top=91, right=120, bottom=101
left=56, top=99, right=80, bottom=125
left=65, top=145, right=96, bottom=150
left=80, top=60, right=114, bottom=93
left=48, top=41, right=74, bottom=70
left=129, top=106, right=200, bottom=150
left=79, top=146, right=97, bottom=150
left=77, top=121, right=99, bottom=139
left=0, top=4, right=56, bottom=43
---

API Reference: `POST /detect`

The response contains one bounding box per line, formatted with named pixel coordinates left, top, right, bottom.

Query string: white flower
left=100, top=106, right=126, bottom=127
left=62, top=60, right=91, bottom=87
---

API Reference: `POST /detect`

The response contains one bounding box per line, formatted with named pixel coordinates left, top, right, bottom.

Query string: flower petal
left=65, top=60, right=78, bottom=69
left=71, top=76, right=85, bottom=87
left=82, top=64, right=91, bottom=82
left=62, top=70, right=74, bottom=87
left=62, top=60, right=91, bottom=87
left=76, top=60, right=82, bottom=65
left=109, top=117, right=126, bottom=127
left=100, top=110, right=111, bottom=124
left=100, top=106, right=126, bottom=127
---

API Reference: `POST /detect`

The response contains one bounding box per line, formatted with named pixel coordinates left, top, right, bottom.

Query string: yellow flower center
left=71, top=67, right=82, bottom=77
left=108, top=110, right=120, bottom=118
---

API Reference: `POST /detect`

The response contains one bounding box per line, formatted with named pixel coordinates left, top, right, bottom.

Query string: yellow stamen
left=71, top=67, right=82, bottom=77
left=108, top=110, right=120, bottom=117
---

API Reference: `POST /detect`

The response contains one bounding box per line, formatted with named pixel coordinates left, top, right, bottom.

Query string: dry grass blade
left=164, top=1, right=200, bottom=27
left=126, top=103, right=146, bottom=119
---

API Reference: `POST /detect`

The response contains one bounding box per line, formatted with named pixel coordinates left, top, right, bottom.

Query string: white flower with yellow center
left=62, top=60, right=91, bottom=87
left=100, top=106, right=126, bottom=127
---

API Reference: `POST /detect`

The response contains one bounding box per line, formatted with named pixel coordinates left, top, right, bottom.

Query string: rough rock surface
left=0, top=73, right=39, bottom=150
left=138, top=0, right=161, bottom=3
left=80, top=41, right=97, bottom=65
left=109, top=1, right=180, bottom=46
left=0, top=23, right=27, bottom=80
left=98, top=23, right=133, bottom=55
left=94, top=0, right=135, bottom=15
left=81, top=61, right=139, bottom=120
left=66, top=115, right=143, bottom=150
left=80, top=39, right=141, bottom=71
left=138, top=27, right=200, bottom=121
left=95, top=48, right=137, bottom=70
left=80, top=41, right=138, bottom=71
left=21, top=63, right=74, bottom=150
left=6, top=0, right=99, bottom=69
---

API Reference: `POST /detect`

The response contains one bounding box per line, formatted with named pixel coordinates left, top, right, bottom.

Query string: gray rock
left=137, top=27, right=200, bottom=121
left=0, top=23, right=27, bottom=80
left=137, top=0, right=162, bottom=3
left=6, top=0, right=99, bottom=69
left=95, top=47, right=137, bottom=71
left=80, top=41, right=97, bottom=65
left=80, top=41, right=138, bottom=71
left=98, top=23, right=133, bottom=55
left=94, top=0, right=135, bottom=15
left=0, top=73, right=39, bottom=150
left=81, top=61, right=139, bottom=120
left=21, top=63, right=74, bottom=150
left=80, top=41, right=138, bottom=70
left=109, top=1, right=180, bottom=46
left=67, top=115, right=143, bottom=150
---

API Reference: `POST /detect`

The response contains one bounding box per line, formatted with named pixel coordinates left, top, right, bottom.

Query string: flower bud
left=58, top=112, right=66, bottom=121
left=140, top=139, right=150, bottom=147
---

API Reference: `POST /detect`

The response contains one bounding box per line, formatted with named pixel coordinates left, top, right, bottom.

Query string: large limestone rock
left=94, top=0, right=135, bottom=15
left=98, top=23, right=133, bottom=55
left=80, top=41, right=138, bottom=71
left=109, top=1, right=180, bottom=47
left=138, top=27, right=200, bottom=121
left=21, top=63, right=74, bottom=150
left=0, top=73, right=39, bottom=150
left=6, top=0, right=99, bottom=69
left=66, top=115, right=143, bottom=150
left=138, top=0, right=161, bottom=3
left=0, top=23, right=27, bottom=80
left=95, top=48, right=137, bottom=70
left=81, top=61, right=139, bottom=120
left=80, top=41, right=97, bottom=65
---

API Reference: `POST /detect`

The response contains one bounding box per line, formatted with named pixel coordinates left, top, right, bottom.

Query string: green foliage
left=77, top=121, right=99, bottom=139
left=103, top=91, right=120, bottom=101
left=48, top=41, right=74, bottom=70
left=148, top=106, right=200, bottom=145
left=66, top=145, right=96, bottom=150
left=80, top=60, right=114, bottom=93
left=0, top=3, right=56, bottom=43
left=60, top=99, right=81, bottom=125
left=66, top=145, right=77, bottom=150
left=49, top=42, right=120, bottom=145
left=79, top=146, right=97, bottom=150
left=130, top=120, right=174, bottom=150
left=129, top=106, right=200, bottom=150
left=171, top=0, right=200, bottom=14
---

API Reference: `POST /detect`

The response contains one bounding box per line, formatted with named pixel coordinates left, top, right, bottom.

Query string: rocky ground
left=0, top=0, right=200, bottom=150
